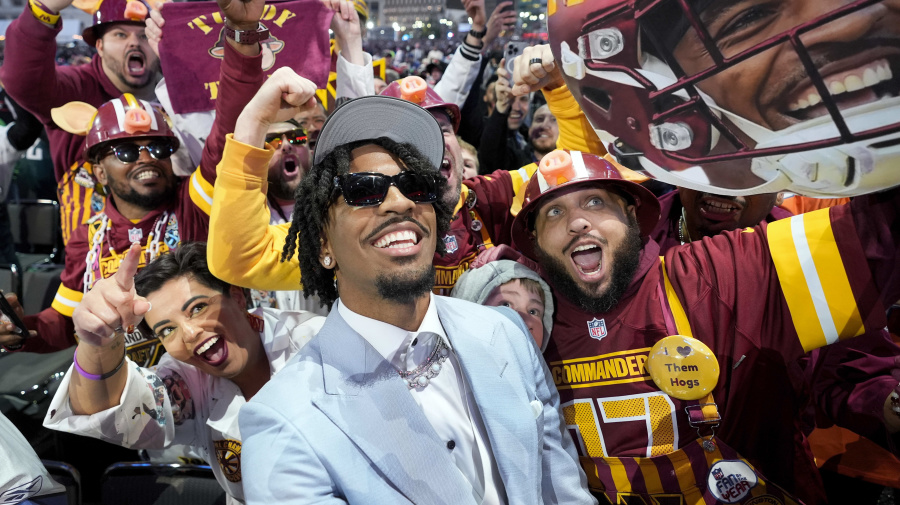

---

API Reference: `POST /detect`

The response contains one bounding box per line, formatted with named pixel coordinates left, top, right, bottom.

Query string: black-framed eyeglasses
left=333, top=172, right=438, bottom=207
left=105, top=139, right=176, bottom=164
left=265, top=128, right=308, bottom=149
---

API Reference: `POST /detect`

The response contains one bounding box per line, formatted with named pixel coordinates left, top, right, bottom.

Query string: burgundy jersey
left=51, top=176, right=209, bottom=366
left=542, top=192, right=898, bottom=504
left=433, top=165, right=535, bottom=295
left=1, top=10, right=133, bottom=243
left=10, top=44, right=264, bottom=364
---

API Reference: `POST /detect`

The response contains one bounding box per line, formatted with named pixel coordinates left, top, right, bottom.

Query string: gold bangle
left=29, top=0, right=60, bottom=25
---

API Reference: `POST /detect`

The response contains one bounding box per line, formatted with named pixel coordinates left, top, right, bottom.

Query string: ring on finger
left=529, top=58, right=543, bottom=66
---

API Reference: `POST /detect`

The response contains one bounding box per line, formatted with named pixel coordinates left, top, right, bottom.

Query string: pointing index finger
left=115, top=243, right=143, bottom=292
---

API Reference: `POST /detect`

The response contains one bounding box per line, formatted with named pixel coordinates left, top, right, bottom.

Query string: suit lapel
left=311, top=310, right=475, bottom=505
left=437, top=299, right=540, bottom=502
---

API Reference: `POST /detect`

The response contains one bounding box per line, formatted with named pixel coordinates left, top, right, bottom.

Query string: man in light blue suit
left=232, top=72, right=595, bottom=504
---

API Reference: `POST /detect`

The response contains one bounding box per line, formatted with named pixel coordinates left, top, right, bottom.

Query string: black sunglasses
left=105, top=140, right=176, bottom=164
left=265, top=128, right=308, bottom=149
left=333, top=172, right=438, bottom=207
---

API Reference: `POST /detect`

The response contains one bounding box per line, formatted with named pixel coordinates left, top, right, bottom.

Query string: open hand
left=325, top=0, right=363, bottom=65
left=145, top=5, right=165, bottom=58
left=72, top=243, right=151, bottom=347
left=463, top=0, right=486, bottom=31
left=483, top=1, right=517, bottom=47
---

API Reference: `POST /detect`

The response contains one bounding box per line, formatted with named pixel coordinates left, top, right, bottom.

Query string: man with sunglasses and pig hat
left=0, top=0, right=266, bottom=360
left=0, top=93, right=253, bottom=365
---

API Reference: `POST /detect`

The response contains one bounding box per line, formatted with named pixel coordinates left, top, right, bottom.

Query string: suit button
left=447, top=440, right=456, bottom=450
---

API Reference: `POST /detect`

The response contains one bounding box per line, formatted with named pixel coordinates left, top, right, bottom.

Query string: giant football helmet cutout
left=548, top=0, right=900, bottom=196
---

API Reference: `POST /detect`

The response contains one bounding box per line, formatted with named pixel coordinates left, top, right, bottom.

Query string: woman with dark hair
left=42, top=242, right=324, bottom=504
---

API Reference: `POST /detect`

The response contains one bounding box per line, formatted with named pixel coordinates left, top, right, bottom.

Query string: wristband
left=73, top=347, right=126, bottom=380
left=468, top=27, right=487, bottom=39
left=223, top=23, right=270, bottom=45
left=29, top=0, right=60, bottom=25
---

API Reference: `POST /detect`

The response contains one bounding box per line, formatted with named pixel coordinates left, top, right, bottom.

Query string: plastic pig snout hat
left=510, top=149, right=660, bottom=260
left=51, top=93, right=179, bottom=162
left=81, top=0, right=151, bottom=45
left=380, top=76, right=461, bottom=132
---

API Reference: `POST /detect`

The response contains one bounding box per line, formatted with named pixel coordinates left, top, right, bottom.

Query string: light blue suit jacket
left=239, top=296, right=595, bottom=504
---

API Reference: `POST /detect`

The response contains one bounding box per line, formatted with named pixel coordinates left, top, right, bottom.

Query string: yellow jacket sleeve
left=542, top=84, right=650, bottom=184
left=542, top=83, right=606, bottom=155
left=208, top=134, right=303, bottom=291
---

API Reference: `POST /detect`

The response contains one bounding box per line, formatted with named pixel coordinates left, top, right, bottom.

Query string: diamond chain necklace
left=398, top=337, right=450, bottom=389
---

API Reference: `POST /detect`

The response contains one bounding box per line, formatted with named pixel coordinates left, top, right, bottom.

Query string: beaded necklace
left=398, top=337, right=451, bottom=389
left=83, top=210, right=171, bottom=293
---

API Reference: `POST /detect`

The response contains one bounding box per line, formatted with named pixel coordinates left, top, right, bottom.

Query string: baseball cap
left=312, top=95, right=444, bottom=170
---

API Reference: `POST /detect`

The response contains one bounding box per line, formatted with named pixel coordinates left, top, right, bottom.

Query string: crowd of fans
left=0, top=0, right=899, bottom=503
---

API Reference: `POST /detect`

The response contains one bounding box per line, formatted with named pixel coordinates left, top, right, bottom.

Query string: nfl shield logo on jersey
left=443, top=235, right=459, bottom=254
left=587, top=318, right=607, bottom=341
left=128, top=227, right=143, bottom=243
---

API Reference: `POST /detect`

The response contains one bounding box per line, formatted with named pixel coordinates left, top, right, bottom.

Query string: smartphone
left=0, top=289, right=27, bottom=336
left=504, top=40, right=530, bottom=77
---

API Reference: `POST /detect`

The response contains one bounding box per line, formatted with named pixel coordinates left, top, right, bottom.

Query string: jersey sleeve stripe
left=189, top=168, right=214, bottom=215
left=803, top=209, right=865, bottom=342
left=768, top=209, right=865, bottom=352
left=509, top=163, right=538, bottom=217
left=791, top=213, right=841, bottom=345
left=51, top=284, right=83, bottom=316
left=769, top=215, right=831, bottom=350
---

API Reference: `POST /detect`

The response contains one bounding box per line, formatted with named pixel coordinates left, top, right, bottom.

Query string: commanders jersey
left=542, top=192, right=898, bottom=504
left=433, top=166, right=535, bottom=295
left=12, top=44, right=264, bottom=364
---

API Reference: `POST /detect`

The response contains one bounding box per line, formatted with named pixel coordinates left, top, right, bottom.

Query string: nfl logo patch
left=128, top=227, right=143, bottom=243
left=587, top=318, right=607, bottom=341
left=443, top=235, right=458, bottom=254
left=712, top=468, right=725, bottom=480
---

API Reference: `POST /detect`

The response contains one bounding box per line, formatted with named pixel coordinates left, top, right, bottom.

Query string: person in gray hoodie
left=451, top=245, right=554, bottom=351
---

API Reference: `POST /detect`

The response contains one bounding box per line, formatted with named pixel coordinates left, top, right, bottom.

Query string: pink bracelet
left=73, top=347, right=126, bottom=380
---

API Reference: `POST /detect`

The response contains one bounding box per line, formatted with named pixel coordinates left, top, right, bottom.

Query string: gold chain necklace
left=678, top=207, right=692, bottom=245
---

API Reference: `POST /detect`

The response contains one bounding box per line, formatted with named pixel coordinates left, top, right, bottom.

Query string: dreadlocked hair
left=281, top=136, right=453, bottom=308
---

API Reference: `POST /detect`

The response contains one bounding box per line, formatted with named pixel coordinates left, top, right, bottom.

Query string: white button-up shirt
left=337, top=294, right=506, bottom=505
left=43, top=308, right=325, bottom=505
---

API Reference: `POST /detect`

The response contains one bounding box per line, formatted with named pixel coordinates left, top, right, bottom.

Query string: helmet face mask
left=549, top=0, right=900, bottom=196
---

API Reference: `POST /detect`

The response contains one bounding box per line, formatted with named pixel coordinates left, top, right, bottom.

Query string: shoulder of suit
left=437, top=297, right=526, bottom=335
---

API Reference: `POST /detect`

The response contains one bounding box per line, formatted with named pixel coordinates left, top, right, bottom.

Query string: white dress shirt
left=337, top=295, right=507, bottom=505
left=44, top=308, right=325, bottom=505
